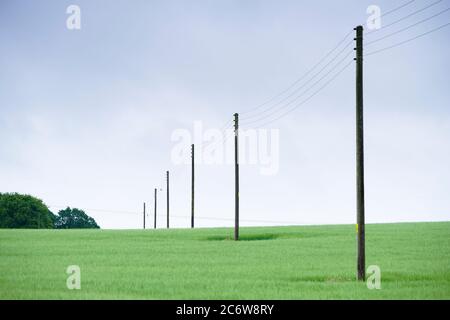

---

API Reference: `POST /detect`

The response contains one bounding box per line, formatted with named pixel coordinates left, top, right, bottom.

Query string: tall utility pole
left=191, top=144, right=195, bottom=228
left=166, top=171, right=170, bottom=229
left=154, top=188, right=157, bottom=229
left=234, top=113, right=239, bottom=241
left=143, top=202, right=146, bottom=230
left=355, top=25, right=365, bottom=281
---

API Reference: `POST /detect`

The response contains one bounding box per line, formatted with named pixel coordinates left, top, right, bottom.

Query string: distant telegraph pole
left=234, top=113, right=239, bottom=241
left=143, top=202, right=146, bottom=230
left=191, top=144, right=195, bottom=228
left=355, top=25, right=365, bottom=281
left=154, top=188, right=157, bottom=229
left=166, top=171, right=170, bottom=229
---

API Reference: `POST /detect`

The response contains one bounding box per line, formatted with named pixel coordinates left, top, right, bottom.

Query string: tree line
left=0, top=193, right=100, bottom=229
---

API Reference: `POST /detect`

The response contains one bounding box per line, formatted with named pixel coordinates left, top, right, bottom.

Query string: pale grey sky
left=1, top=0, right=449, bottom=228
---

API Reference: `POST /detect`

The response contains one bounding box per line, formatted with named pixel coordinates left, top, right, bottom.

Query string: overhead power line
left=247, top=60, right=354, bottom=129
left=365, top=21, right=450, bottom=56
left=237, top=1, right=449, bottom=128
left=235, top=0, right=418, bottom=120
left=240, top=40, right=354, bottom=121
left=49, top=204, right=306, bottom=225
left=375, top=0, right=417, bottom=19
left=154, top=213, right=306, bottom=225
left=241, top=54, right=354, bottom=127
left=365, top=0, right=444, bottom=35
left=361, top=0, right=418, bottom=30
left=238, top=29, right=354, bottom=116
left=365, top=7, right=450, bottom=46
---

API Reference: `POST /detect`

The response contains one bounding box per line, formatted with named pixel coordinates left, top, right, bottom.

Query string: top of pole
left=354, top=26, right=363, bottom=61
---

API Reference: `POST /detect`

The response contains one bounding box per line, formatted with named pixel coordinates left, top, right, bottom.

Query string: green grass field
left=0, top=222, right=449, bottom=299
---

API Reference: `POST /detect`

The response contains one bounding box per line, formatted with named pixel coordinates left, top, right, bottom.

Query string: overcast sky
left=1, top=0, right=449, bottom=229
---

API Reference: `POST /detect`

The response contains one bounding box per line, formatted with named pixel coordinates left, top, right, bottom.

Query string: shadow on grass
left=201, top=228, right=340, bottom=242
left=288, top=272, right=446, bottom=284
left=378, top=272, right=446, bottom=282
left=288, top=275, right=354, bottom=283
left=204, top=232, right=304, bottom=241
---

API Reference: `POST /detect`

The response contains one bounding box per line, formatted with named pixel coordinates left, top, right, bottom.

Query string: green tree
left=55, top=207, right=100, bottom=229
left=0, top=193, right=55, bottom=228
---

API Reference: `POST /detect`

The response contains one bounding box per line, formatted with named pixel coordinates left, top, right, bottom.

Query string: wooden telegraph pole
left=166, top=171, right=170, bottom=229
left=234, top=113, right=239, bottom=241
left=143, top=202, right=146, bottom=230
left=154, top=188, right=157, bottom=229
left=191, top=144, right=195, bottom=228
left=355, top=25, right=365, bottom=281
